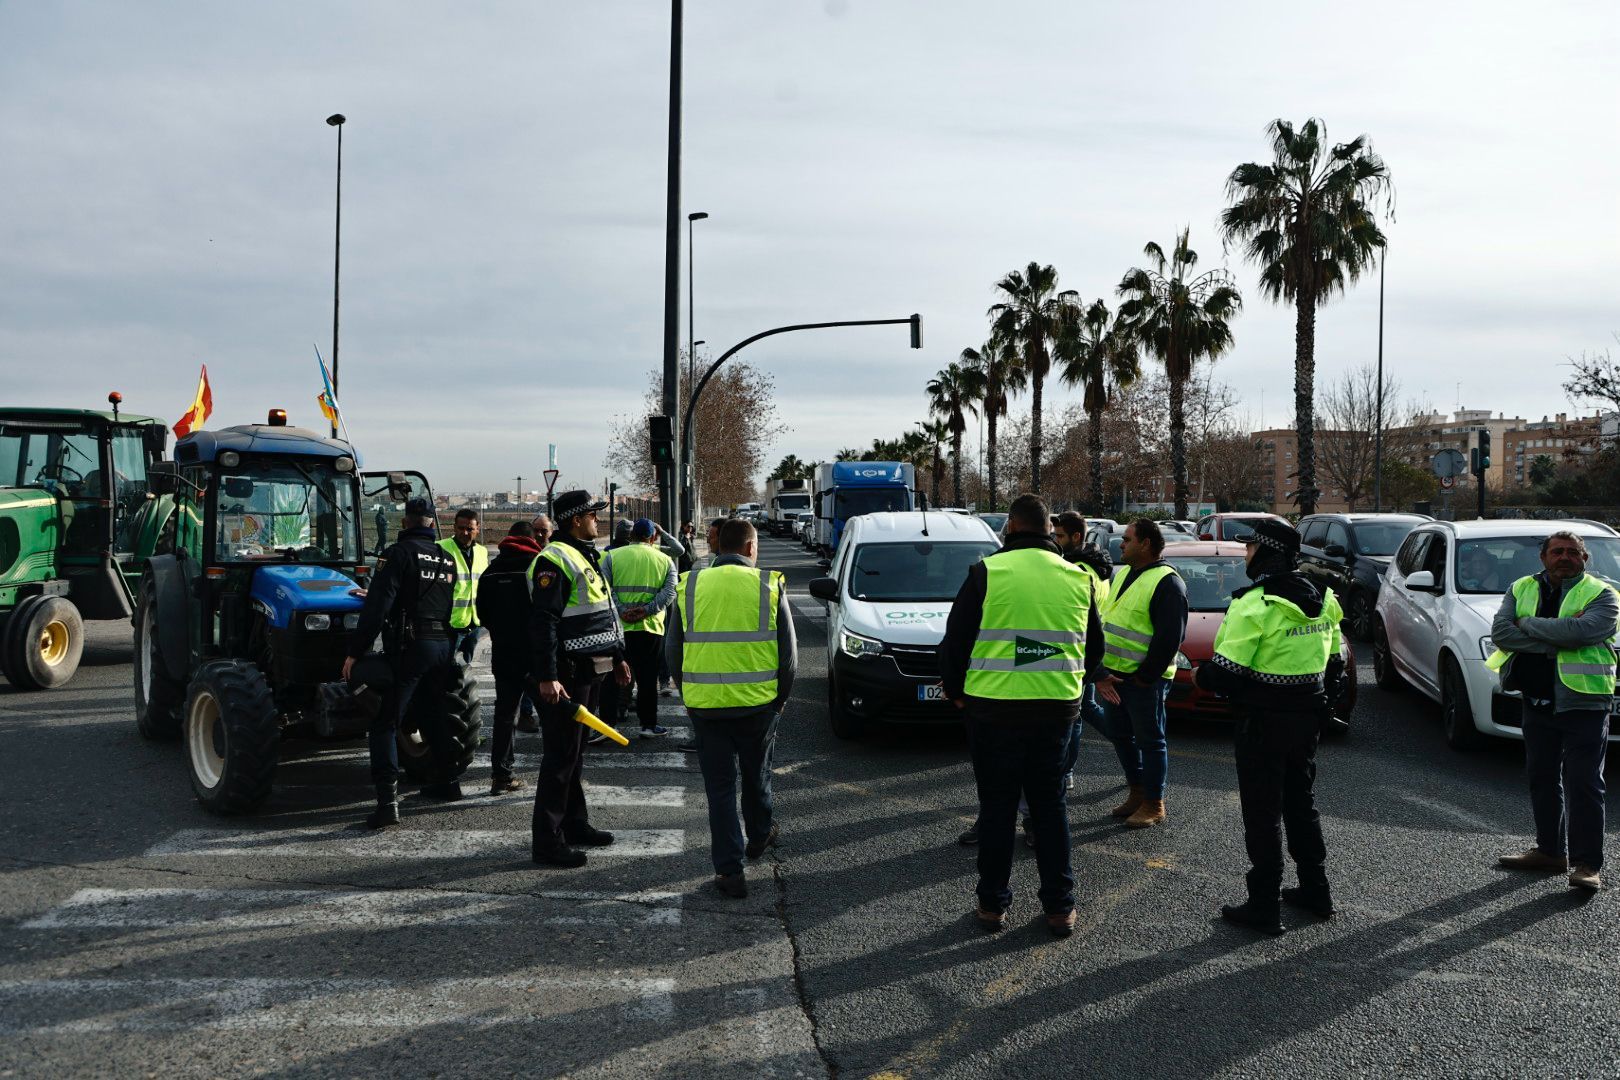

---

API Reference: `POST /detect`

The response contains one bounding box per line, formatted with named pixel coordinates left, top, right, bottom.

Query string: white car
left=807, top=511, right=1000, bottom=739
left=796, top=512, right=816, bottom=547
left=1372, top=518, right=1620, bottom=748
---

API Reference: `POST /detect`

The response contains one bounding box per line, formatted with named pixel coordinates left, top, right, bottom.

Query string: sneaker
left=974, top=905, right=1006, bottom=931
left=1498, top=847, right=1568, bottom=872
left=640, top=725, right=671, bottom=739
left=715, top=873, right=747, bottom=899
left=532, top=845, right=587, bottom=868
left=679, top=739, right=700, bottom=753
left=489, top=776, right=526, bottom=795
left=1569, top=865, right=1603, bottom=891
left=1046, top=910, right=1077, bottom=938
left=587, top=730, right=609, bottom=746
left=659, top=680, right=677, bottom=697
left=746, top=823, right=779, bottom=860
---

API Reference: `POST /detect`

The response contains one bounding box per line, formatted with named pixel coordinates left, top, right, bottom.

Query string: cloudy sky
left=3, top=1, right=1616, bottom=493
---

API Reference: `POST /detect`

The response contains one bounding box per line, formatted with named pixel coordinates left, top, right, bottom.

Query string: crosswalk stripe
left=23, top=887, right=683, bottom=929
left=0, top=976, right=676, bottom=1033
left=144, top=828, right=684, bottom=858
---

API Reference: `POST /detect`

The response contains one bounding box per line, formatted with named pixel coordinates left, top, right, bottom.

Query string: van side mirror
left=808, top=577, right=838, bottom=602
left=1404, top=570, right=1437, bottom=592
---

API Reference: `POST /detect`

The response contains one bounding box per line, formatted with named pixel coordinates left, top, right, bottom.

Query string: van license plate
left=918, top=684, right=946, bottom=702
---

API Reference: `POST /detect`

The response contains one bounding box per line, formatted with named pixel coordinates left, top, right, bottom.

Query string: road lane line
left=144, top=827, right=684, bottom=858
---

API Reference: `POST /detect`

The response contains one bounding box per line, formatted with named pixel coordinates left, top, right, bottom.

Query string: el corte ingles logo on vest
left=1014, top=636, right=1062, bottom=665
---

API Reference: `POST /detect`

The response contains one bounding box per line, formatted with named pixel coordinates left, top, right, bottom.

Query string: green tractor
left=134, top=411, right=481, bottom=814
left=0, top=397, right=172, bottom=689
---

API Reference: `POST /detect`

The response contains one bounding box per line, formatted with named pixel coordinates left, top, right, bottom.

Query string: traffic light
left=648, top=415, right=674, bottom=466
left=1476, top=429, right=1491, bottom=474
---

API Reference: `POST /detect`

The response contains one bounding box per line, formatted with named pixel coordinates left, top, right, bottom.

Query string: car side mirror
left=1404, top=570, right=1437, bottom=592
left=1323, top=542, right=1347, bottom=558
left=808, top=577, right=839, bottom=602
left=816, top=558, right=832, bottom=572
left=148, top=461, right=181, bottom=495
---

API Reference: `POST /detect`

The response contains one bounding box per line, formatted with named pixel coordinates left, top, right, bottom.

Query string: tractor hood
left=249, top=565, right=363, bottom=629
left=0, top=486, right=63, bottom=513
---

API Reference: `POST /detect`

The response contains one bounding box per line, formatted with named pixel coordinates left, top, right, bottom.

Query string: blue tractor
left=133, top=412, right=481, bottom=814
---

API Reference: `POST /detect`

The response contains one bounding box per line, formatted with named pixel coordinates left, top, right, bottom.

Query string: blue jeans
left=692, top=709, right=779, bottom=876
left=1523, top=705, right=1609, bottom=871
left=969, top=714, right=1074, bottom=915
left=1097, top=678, right=1170, bottom=799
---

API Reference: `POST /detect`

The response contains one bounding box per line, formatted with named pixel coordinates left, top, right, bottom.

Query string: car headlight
left=343, top=613, right=360, bottom=630
left=1174, top=651, right=1193, bottom=671
left=1479, top=636, right=1496, bottom=660
left=840, top=630, right=883, bottom=659
left=304, top=613, right=332, bottom=631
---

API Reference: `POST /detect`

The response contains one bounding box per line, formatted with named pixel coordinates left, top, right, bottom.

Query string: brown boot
left=1110, top=785, right=1145, bottom=819
left=1125, top=798, right=1166, bottom=829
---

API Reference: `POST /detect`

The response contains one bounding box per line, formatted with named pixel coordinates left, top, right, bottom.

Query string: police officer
left=439, top=508, right=488, bottom=664
left=1195, top=517, right=1346, bottom=934
left=529, top=489, right=631, bottom=867
left=344, top=497, right=468, bottom=828
left=665, top=517, right=796, bottom=899
left=1487, top=530, right=1617, bottom=892
left=940, top=494, right=1104, bottom=937
left=603, top=518, right=678, bottom=739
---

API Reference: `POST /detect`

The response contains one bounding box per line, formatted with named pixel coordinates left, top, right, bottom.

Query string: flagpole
left=326, top=113, right=346, bottom=440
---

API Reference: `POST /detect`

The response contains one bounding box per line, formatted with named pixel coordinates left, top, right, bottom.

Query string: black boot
left=367, top=781, right=401, bottom=829
left=1281, top=884, right=1336, bottom=918
left=419, top=781, right=464, bottom=801
left=1220, top=899, right=1284, bottom=935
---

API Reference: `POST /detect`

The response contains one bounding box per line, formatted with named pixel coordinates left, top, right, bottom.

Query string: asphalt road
left=1, top=535, right=1616, bottom=1078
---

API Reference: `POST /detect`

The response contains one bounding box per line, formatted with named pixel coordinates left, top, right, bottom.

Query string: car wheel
left=1441, top=656, right=1483, bottom=751
left=1347, top=590, right=1375, bottom=643
left=827, top=669, right=864, bottom=740
left=1372, top=618, right=1404, bottom=692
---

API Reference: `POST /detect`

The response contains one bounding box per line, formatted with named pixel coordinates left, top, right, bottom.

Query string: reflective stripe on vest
left=1100, top=564, right=1177, bottom=679
left=677, top=565, right=782, bottom=709
left=607, top=543, right=674, bottom=635
left=539, top=542, right=624, bottom=655
left=1485, top=575, right=1618, bottom=696
left=963, top=547, right=1092, bottom=701
left=437, top=539, right=489, bottom=629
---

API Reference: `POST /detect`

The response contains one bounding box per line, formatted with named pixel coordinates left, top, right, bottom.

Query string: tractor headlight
left=334, top=455, right=355, bottom=473
left=1174, top=651, right=1193, bottom=671
left=840, top=630, right=883, bottom=659
left=218, top=451, right=241, bottom=468
left=304, top=613, right=332, bottom=631
left=343, top=613, right=360, bottom=630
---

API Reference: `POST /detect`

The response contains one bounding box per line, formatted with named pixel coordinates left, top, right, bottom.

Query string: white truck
left=764, top=478, right=813, bottom=537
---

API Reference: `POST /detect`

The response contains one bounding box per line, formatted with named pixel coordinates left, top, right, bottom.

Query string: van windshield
left=836, top=488, right=909, bottom=520
left=849, top=541, right=998, bottom=602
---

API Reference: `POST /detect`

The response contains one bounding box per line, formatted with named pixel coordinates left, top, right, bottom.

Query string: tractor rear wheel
left=399, top=660, right=483, bottom=784
left=185, top=660, right=279, bottom=814
left=134, top=589, right=185, bottom=740
left=2, top=595, right=84, bottom=690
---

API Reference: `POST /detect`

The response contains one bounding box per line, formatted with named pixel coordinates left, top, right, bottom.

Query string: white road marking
left=1398, top=792, right=1501, bottom=832
left=24, top=887, right=682, bottom=929
left=144, top=827, right=684, bottom=858
left=582, top=784, right=686, bottom=807
left=0, top=976, right=676, bottom=1033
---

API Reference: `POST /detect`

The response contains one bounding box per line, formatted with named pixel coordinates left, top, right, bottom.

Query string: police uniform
left=346, top=498, right=467, bottom=826
left=529, top=490, right=626, bottom=865
left=438, top=534, right=489, bottom=664
left=939, top=526, right=1104, bottom=934
left=1195, top=518, right=1345, bottom=933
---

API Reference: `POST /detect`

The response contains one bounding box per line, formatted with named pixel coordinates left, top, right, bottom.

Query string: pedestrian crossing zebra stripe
left=143, top=827, right=685, bottom=858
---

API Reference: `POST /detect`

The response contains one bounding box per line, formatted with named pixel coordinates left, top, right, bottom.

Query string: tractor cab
left=135, top=411, right=479, bottom=814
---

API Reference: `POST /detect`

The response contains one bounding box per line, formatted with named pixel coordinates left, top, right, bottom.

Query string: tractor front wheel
left=399, top=661, right=482, bottom=785
left=2, top=595, right=84, bottom=690
left=185, top=660, right=279, bottom=814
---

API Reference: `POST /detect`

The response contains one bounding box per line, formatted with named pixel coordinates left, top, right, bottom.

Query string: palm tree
left=1117, top=228, right=1243, bottom=519
left=912, top=419, right=951, bottom=507
left=834, top=447, right=864, bottom=462
left=768, top=454, right=813, bottom=482
left=1056, top=299, right=1140, bottom=514
left=959, top=336, right=1026, bottom=513
left=926, top=362, right=984, bottom=508
left=988, top=262, right=1079, bottom=494
left=1220, top=117, right=1391, bottom=515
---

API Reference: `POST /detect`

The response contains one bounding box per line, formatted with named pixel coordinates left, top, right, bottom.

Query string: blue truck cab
left=815, top=460, right=917, bottom=557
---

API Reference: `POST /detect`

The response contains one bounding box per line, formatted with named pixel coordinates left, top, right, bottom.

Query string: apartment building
left=1503, top=413, right=1605, bottom=488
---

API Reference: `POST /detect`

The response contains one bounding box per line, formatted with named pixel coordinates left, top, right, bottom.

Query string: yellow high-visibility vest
left=609, top=542, right=675, bottom=635
left=1100, top=564, right=1178, bottom=680
left=963, top=546, right=1092, bottom=700
left=677, top=564, right=783, bottom=709
left=437, top=538, right=489, bottom=629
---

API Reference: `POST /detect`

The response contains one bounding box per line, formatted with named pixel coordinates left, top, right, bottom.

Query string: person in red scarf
left=475, top=521, right=547, bottom=794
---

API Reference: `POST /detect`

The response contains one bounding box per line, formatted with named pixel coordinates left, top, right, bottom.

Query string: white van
left=807, top=511, right=1001, bottom=738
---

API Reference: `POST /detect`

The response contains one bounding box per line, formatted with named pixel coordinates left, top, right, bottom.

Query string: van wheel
left=827, top=670, right=864, bottom=740
left=1441, top=657, right=1483, bottom=751
left=1372, top=618, right=1404, bottom=692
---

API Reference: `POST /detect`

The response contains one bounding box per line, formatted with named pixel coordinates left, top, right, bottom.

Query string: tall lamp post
left=685, top=210, right=708, bottom=524
left=659, top=0, right=684, bottom=532
left=688, top=338, right=705, bottom=519
left=325, top=114, right=346, bottom=437
left=1373, top=244, right=1387, bottom=511
left=680, top=316, right=923, bottom=518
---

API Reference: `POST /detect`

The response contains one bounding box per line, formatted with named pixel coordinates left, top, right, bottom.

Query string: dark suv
left=1297, top=512, right=1431, bottom=640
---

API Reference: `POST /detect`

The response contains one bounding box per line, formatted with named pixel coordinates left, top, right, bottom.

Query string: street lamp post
left=659, top=0, right=684, bottom=532
left=688, top=338, right=704, bottom=518
left=685, top=210, right=708, bottom=524
left=325, top=113, right=346, bottom=438
left=680, top=316, right=923, bottom=519
left=1373, top=246, right=1387, bottom=511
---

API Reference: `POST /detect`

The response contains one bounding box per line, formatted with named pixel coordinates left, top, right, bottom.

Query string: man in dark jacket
left=343, top=498, right=466, bottom=828
left=529, top=490, right=631, bottom=868
left=1197, top=517, right=1346, bottom=934
left=475, top=521, right=545, bottom=795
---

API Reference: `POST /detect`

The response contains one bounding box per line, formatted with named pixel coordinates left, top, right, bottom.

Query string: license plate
left=918, top=684, right=947, bottom=702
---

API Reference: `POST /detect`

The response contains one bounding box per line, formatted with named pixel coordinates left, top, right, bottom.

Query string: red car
left=1160, top=541, right=1357, bottom=726
left=1195, top=512, right=1288, bottom=542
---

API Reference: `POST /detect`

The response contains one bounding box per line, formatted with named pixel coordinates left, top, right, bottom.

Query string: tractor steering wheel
left=38, top=463, right=85, bottom=485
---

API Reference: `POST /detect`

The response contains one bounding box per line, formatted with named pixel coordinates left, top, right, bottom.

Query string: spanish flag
left=174, top=365, right=212, bottom=438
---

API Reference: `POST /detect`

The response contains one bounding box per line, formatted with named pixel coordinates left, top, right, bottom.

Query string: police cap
left=1247, top=517, right=1301, bottom=555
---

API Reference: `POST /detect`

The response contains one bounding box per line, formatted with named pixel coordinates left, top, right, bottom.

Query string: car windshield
left=1167, top=554, right=1249, bottom=611
left=836, top=487, right=910, bottom=519
left=1455, top=535, right=1620, bottom=594
left=214, top=461, right=359, bottom=563
left=1352, top=521, right=1419, bottom=556
left=849, top=541, right=998, bottom=602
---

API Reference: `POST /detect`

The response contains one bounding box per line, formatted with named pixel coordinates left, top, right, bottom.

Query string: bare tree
left=1315, top=363, right=1427, bottom=509
left=603, top=356, right=787, bottom=511
left=1564, top=334, right=1620, bottom=417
